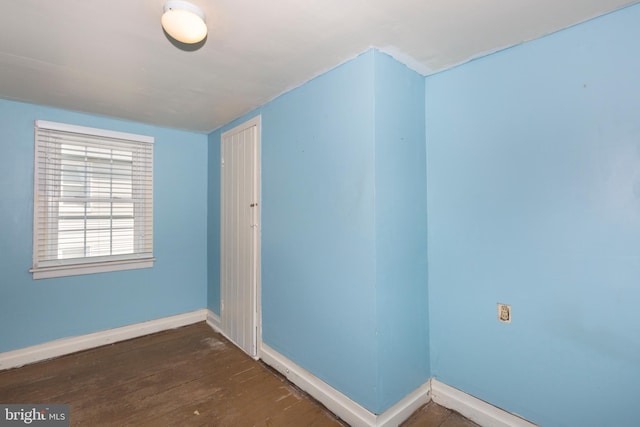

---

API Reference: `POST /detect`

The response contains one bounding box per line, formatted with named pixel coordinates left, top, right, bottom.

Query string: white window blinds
left=31, top=120, right=154, bottom=279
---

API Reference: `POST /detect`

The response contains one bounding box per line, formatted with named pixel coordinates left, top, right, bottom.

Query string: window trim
left=30, top=120, right=154, bottom=280
left=31, top=258, right=155, bottom=280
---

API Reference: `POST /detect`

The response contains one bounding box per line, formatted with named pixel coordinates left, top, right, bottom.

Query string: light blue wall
left=207, top=50, right=430, bottom=413
left=207, top=129, right=221, bottom=314
left=373, top=52, right=429, bottom=410
left=261, top=50, right=380, bottom=411
left=0, top=99, right=208, bottom=353
left=425, top=5, right=640, bottom=427
left=209, top=51, right=380, bottom=410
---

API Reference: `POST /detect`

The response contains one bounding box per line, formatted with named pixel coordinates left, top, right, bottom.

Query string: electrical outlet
left=498, top=303, right=511, bottom=323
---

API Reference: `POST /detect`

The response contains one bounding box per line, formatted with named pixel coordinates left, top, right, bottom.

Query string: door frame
left=220, top=115, right=261, bottom=359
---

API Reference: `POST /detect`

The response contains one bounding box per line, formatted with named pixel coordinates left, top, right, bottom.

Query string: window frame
left=30, top=120, right=154, bottom=279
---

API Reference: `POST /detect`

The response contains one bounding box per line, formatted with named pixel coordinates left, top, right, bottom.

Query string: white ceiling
left=0, top=0, right=636, bottom=133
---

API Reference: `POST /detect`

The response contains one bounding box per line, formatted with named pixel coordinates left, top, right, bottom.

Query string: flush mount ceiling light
left=162, top=1, right=207, bottom=44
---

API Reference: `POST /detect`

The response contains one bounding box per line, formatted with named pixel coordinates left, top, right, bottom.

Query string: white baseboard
left=1, top=309, right=535, bottom=427
left=431, top=379, right=538, bottom=427
left=260, top=344, right=431, bottom=427
left=206, top=310, right=222, bottom=332
left=259, top=344, right=537, bottom=427
left=376, top=381, right=431, bottom=427
left=260, top=343, right=377, bottom=426
left=0, top=309, right=208, bottom=371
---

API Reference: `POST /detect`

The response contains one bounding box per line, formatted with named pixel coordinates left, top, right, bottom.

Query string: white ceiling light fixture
left=162, top=1, right=207, bottom=44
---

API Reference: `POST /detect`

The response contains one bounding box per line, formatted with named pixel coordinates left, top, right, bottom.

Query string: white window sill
left=30, top=258, right=155, bottom=280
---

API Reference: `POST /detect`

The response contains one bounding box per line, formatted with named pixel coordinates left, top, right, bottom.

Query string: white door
left=221, top=116, right=261, bottom=358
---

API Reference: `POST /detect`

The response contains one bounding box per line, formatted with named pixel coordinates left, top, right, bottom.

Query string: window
left=31, top=120, right=154, bottom=279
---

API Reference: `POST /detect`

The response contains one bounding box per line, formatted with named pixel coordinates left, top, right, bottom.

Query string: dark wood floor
left=0, top=322, right=477, bottom=426
left=402, top=401, right=479, bottom=427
